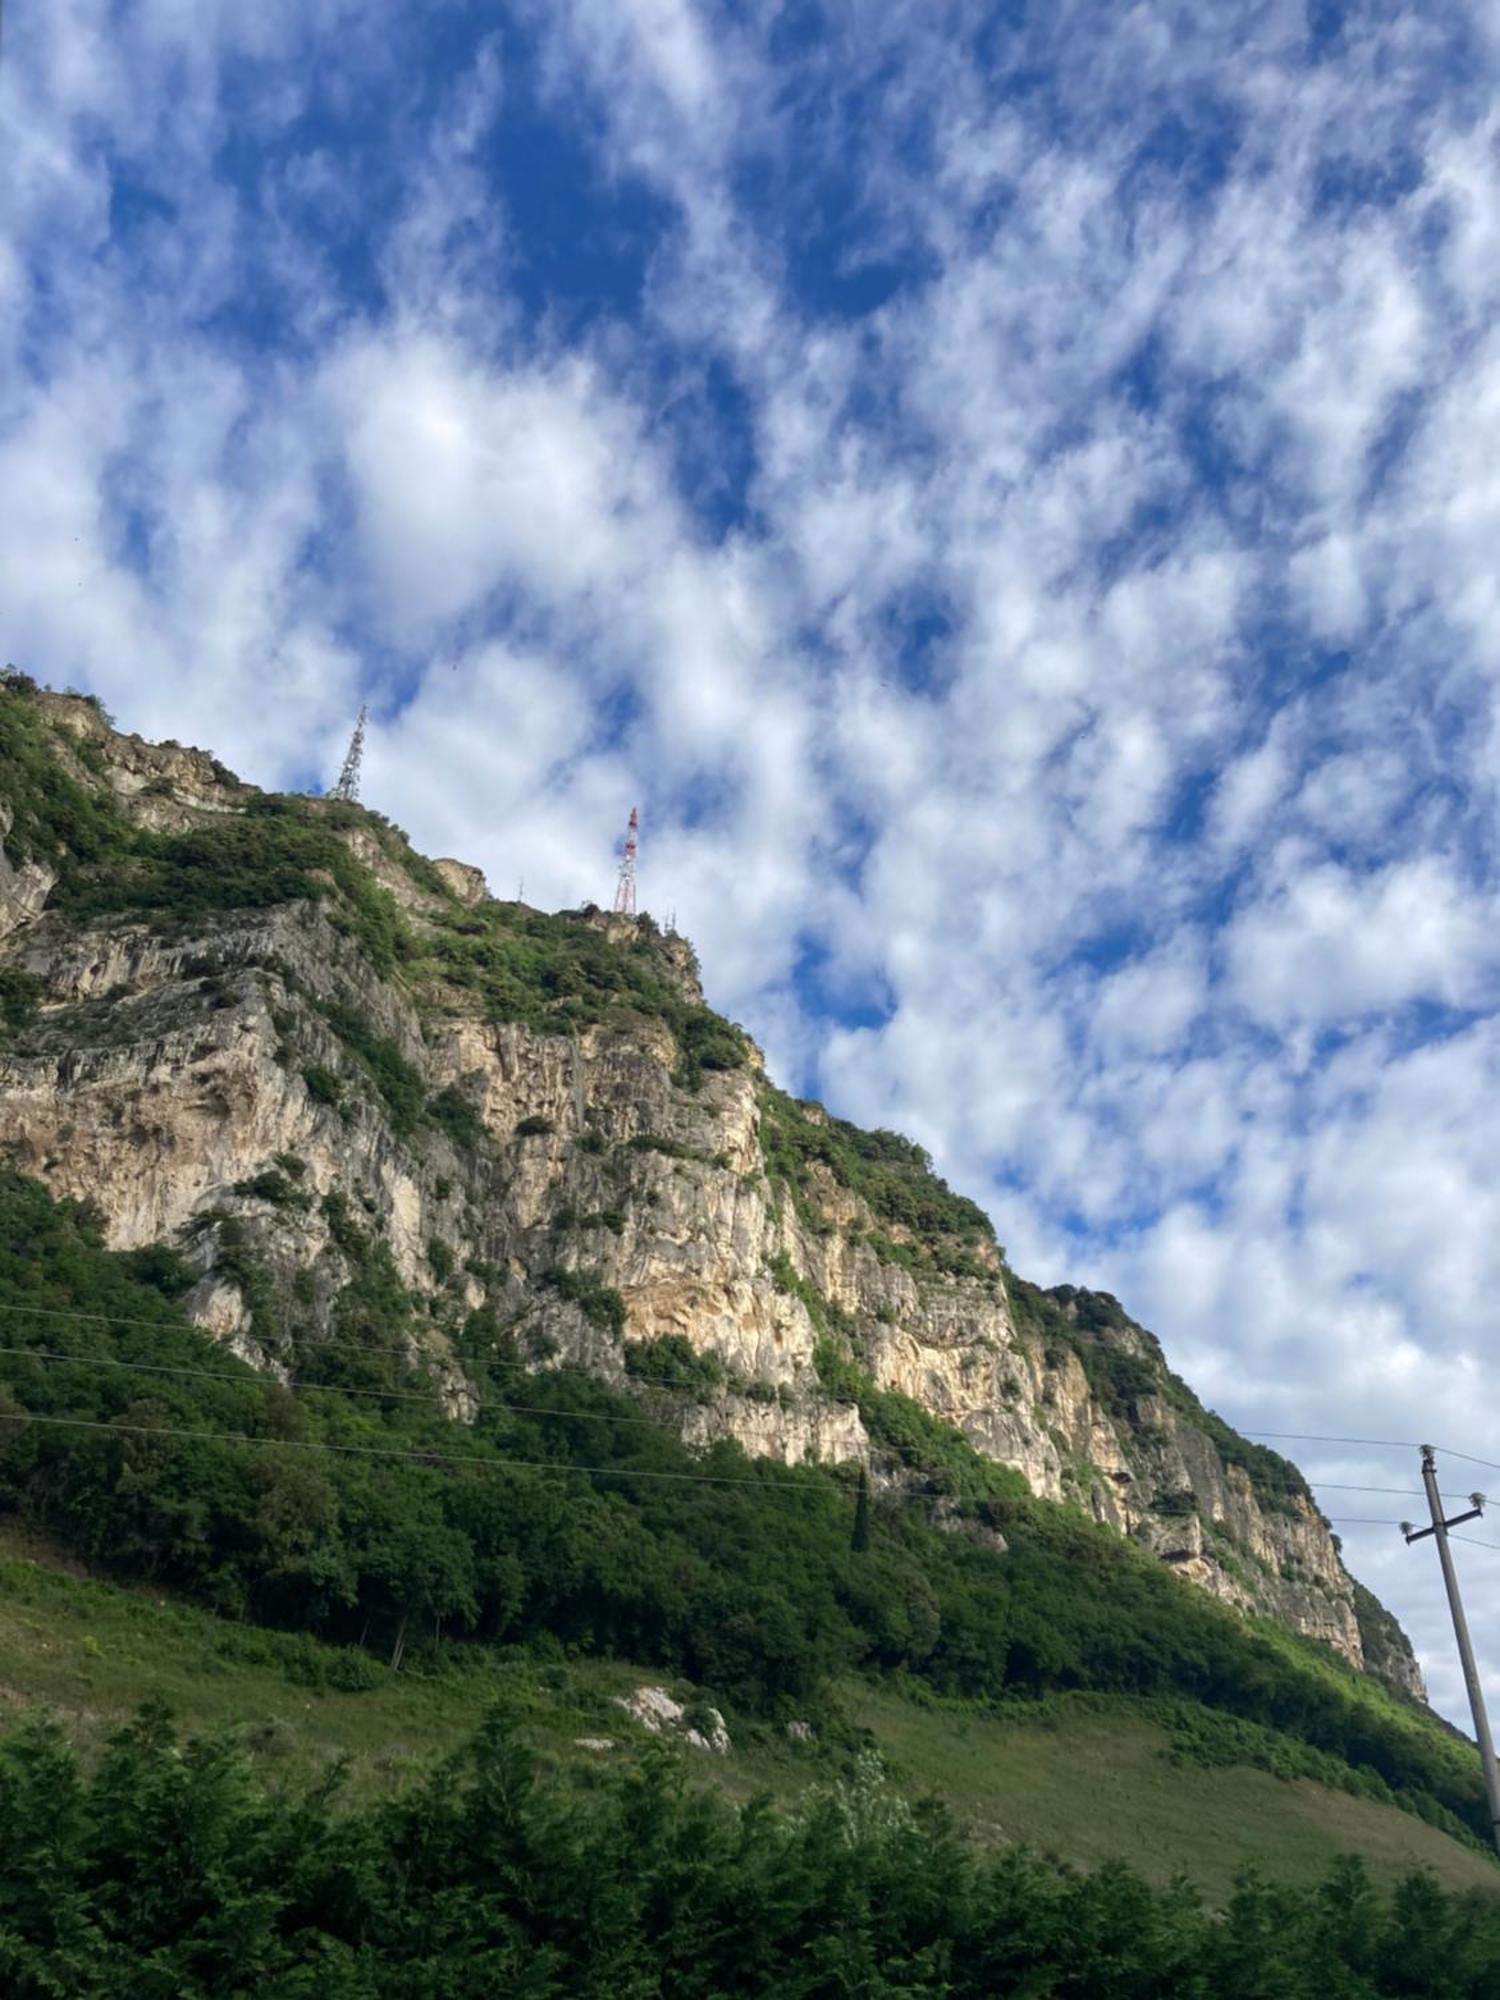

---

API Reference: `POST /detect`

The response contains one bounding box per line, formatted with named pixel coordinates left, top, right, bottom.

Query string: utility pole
left=1404, top=1445, right=1500, bottom=1855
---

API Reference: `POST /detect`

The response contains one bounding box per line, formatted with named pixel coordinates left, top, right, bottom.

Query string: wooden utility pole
left=1404, top=1445, right=1500, bottom=1855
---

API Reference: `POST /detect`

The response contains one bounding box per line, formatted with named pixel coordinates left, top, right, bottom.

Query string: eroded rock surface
left=0, top=692, right=1427, bottom=1703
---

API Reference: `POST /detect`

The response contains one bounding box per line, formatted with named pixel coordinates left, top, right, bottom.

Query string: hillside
left=0, top=672, right=1493, bottom=1908
left=2, top=1529, right=1496, bottom=1909
left=0, top=681, right=1419, bottom=1686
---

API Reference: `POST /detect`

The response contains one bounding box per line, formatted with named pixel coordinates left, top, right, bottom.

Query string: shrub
left=0, top=967, right=43, bottom=1031
left=625, top=1335, right=725, bottom=1394
left=539, top=1266, right=627, bottom=1335
left=301, top=1063, right=342, bottom=1108
left=427, top=1085, right=486, bottom=1150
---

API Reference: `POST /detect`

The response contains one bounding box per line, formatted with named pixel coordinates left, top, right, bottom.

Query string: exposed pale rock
left=611, top=1685, right=731, bottom=1753
left=433, top=859, right=487, bottom=904
left=0, top=699, right=1428, bottom=1704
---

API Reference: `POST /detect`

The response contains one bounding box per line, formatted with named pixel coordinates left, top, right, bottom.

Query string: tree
left=852, top=1466, right=871, bottom=1553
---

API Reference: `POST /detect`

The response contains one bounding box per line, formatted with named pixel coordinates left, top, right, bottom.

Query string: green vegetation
left=314, top=1000, right=426, bottom=1134
left=300, top=1061, right=342, bottom=1108
left=0, top=1541, right=1490, bottom=1908
left=232, top=1168, right=309, bottom=1211
left=858, top=1385, right=1030, bottom=1504
left=0, top=684, right=409, bottom=990
left=0, top=1163, right=1483, bottom=1849
left=539, top=1264, right=628, bottom=1334
left=1, top=680, right=1493, bottom=1967
left=61, top=793, right=412, bottom=978
left=625, top=1334, right=727, bottom=1395
left=1012, top=1280, right=1313, bottom=1514
left=771, top=1253, right=1025, bottom=1504
left=844, top=1684, right=1500, bottom=1905
left=2, top=1699, right=1498, bottom=1996
left=760, top=1085, right=995, bottom=1275
left=426, top=1083, right=486, bottom=1149
left=0, top=967, right=43, bottom=1031
left=415, top=888, right=749, bottom=1075
left=0, top=674, right=135, bottom=872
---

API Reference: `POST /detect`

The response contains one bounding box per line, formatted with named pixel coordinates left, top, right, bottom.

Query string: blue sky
left=7, top=0, right=1500, bottom=1725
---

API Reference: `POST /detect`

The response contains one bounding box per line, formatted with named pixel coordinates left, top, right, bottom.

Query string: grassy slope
left=3, top=1527, right=1493, bottom=1905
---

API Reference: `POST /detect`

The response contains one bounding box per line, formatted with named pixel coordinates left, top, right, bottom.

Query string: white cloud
left=11, top=0, right=1500, bottom=1729
left=1224, top=857, right=1496, bottom=1028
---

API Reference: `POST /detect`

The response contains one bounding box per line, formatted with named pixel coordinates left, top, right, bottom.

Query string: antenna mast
left=331, top=706, right=368, bottom=802
left=612, top=807, right=639, bottom=917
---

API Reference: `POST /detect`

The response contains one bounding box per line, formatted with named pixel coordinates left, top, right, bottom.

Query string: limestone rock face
left=0, top=693, right=1427, bottom=1704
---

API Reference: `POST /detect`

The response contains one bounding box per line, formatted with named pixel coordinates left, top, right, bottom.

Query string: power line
left=1240, top=1430, right=1419, bottom=1451
left=1320, top=1516, right=1408, bottom=1527
left=6, top=1411, right=846, bottom=1494
left=1309, top=1482, right=1423, bottom=1497
left=0, top=1300, right=626, bottom=1386
left=3, top=1302, right=1497, bottom=1501
left=1242, top=1429, right=1500, bottom=1478
left=1429, top=1446, right=1500, bottom=1478
left=1452, top=1535, right=1500, bottom=1554
left=0, top=1296, right=636, bottom=1376
left=0, top=1341, right=682, bottom=1430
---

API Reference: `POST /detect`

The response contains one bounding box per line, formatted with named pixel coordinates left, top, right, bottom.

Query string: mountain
left=0, top=678, right=1422, bottom=1698
left=9, top=671, right=1500, bottom=1924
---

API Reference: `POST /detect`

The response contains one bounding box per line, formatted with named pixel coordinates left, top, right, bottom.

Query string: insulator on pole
left=331, top=706, right=368, bottom=803
left=612, top=806, right=639, bottom=916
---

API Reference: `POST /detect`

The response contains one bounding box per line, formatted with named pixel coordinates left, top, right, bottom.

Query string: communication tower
left=612, top=806, right=639, bottom=916
left=331, top=706, right=368, bottom=803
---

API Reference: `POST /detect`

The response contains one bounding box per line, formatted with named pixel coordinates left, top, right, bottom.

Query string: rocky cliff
left=0, top=681, right=1425, bottom=1700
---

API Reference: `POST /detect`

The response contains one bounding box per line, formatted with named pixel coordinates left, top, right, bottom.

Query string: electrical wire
left=1307, top=1482, right=1423, bottom=1497
left=1318, top=1516, right=1408, bottom=1527
left=1427, top=1446, right=1500, bottom=1478
left=1, top=1300, right=1496, bottom=1498
left=5, top=1411, right=845, bottom=1493
left=0, top=1299, right=628, bottom=1385
left=1239, top=1430, right=1419, bottom=1451
left=0, top=1341, right=684, bottom=1430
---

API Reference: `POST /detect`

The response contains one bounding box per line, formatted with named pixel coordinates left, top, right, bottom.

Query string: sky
left=5, top=0, right=1500, bottom=1730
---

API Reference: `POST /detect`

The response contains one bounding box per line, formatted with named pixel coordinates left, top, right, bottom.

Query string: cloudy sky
left=7, top=0, right=1500, bottom=1727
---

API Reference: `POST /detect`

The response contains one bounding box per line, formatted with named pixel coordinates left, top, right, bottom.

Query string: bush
left=539, top=1266, right=627, bottom=1335
left=625, top=1335, right=725, bottom=1394
left=301, top=1063, right=342, bottom=1108
left=0, top=967, right=43, bottom=1031
left=759, top=1086, right=995, bottom=1276
left=427, top=1085, right=486, bottom=1150
left=514, top=1114, right=554, bottom=1138
left=316, top=1002, right=424, bottom=1135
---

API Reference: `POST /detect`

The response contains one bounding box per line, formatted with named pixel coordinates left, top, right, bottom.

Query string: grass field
left=846, top=1684, right=1500, bottom=1903
left=1, top=1525, right=1495, bottom=1904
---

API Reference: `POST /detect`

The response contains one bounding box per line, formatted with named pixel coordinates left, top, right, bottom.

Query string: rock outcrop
left=0, top=687, right=1426, bottom=1702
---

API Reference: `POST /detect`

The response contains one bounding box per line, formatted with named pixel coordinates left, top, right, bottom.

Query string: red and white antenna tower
left=612, top=806, right=639, bottom=916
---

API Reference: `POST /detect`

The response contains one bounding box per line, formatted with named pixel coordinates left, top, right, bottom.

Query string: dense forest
left=2, top=1702, right=1498, bottom=1997
left=0, top=1167, right=1486, bottom=1845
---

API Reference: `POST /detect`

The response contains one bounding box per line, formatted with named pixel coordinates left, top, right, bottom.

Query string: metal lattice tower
left=612, top=806, right=639, bottom=916
left=331, top=706, right=368, bottom=803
